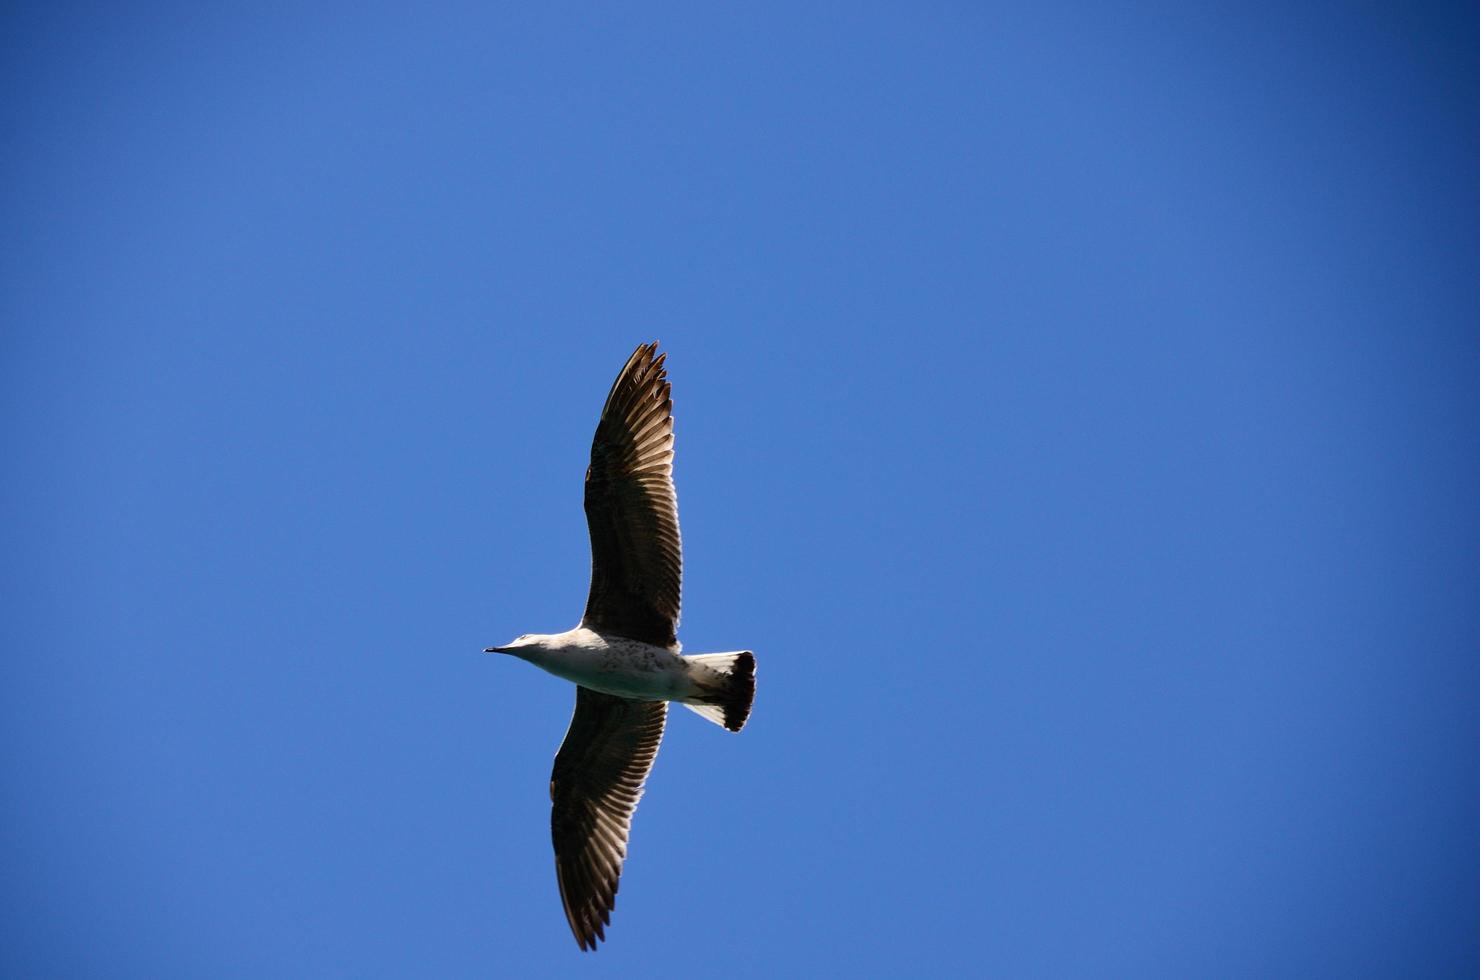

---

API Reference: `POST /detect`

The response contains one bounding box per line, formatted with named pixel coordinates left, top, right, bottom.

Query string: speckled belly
left=536, top=638, right=692, bottom=701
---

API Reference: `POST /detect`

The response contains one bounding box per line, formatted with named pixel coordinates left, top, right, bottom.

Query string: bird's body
left=497, top=628, right=747, bottom=709
left=502, top=629, right=689, bottom=700
left=485, top=342, right=755, bottom=951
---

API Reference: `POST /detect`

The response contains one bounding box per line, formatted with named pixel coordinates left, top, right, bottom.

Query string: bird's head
left=484, top=633, right=541, bottom=656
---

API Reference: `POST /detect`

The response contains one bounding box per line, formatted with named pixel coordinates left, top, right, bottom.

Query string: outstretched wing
left=581, top=342, right=682, bottom=647
left=549, top=687, right=668, bottom=951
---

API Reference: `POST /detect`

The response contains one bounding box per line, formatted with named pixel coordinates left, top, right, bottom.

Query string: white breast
left=523, top=630, right=689, bottom=701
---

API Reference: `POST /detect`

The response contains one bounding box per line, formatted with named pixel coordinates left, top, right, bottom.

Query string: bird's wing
left=581, top=342, right=682, bottom=647
left=550, top=687, right=668, bottom=951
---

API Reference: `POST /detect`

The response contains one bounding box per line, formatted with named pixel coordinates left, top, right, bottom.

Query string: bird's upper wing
left=550, top=687, right=668, bottom=951
left=580, top=342, right=682, bottom=647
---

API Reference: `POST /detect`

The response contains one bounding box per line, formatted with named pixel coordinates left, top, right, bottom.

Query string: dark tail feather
left=681, top=651, right=756, bottom=732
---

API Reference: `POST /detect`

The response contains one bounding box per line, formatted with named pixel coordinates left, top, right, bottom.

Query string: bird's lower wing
left=550, top=687, right=668, bottom=950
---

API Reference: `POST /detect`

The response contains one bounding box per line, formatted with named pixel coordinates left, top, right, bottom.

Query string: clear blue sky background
left=4, top=4, right=1478, bottom=977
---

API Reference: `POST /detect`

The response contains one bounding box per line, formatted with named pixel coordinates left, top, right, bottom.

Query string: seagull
left=485, top=342, right=755, bottom=951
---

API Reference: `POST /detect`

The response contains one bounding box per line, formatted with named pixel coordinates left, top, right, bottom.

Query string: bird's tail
left=680, top=651, right=755, bottom=732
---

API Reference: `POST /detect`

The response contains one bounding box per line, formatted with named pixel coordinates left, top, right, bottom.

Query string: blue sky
left=3, top=3, right=1478, bottom=977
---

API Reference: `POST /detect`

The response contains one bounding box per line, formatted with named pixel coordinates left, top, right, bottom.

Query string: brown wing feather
left=581, top=342, right=682, bottom=646
left=550, top=688, right=668, bottom=951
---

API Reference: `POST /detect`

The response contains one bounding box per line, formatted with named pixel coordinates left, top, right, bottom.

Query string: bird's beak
left=484, top=646, right=508, bottom=654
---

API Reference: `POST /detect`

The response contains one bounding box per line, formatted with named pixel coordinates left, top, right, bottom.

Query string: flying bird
left=485, top=342, right=756, bottom=951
